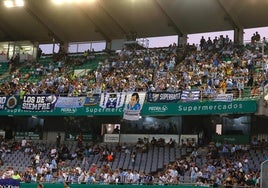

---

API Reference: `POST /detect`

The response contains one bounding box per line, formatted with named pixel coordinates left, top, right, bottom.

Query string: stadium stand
left=0, top=1, right=268, bottom=187
left=0, top=34, right=266, bottom=187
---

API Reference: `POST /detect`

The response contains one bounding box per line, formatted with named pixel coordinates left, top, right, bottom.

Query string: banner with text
left=0, top=95, right=257, bottom=116
left=147, top=91, right=181, bottom=103
left=21, top=95, right=57, bottom=111
left=14, top=132, right=40, bottom=140
left=214, top=94, right=233, bottom=102
left=142, top=100, right=257, bottom=115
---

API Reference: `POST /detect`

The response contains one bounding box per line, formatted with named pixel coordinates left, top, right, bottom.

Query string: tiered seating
left=0, top=62, right=9, bottom=76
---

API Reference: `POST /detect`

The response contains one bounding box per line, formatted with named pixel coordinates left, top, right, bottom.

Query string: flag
left=181, top=90, right=200, bottom=101
left=99, top=93, right=125, bottom=108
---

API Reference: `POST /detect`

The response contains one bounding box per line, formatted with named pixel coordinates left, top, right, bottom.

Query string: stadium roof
left=0, top=0, right=268, bottom=43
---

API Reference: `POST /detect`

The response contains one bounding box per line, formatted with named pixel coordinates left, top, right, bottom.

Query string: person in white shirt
left=21, top=138, right=27, bottom=149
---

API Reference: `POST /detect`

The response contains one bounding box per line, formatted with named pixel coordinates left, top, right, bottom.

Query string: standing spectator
left=237, top=78, right=244, bottom=98
left=21, top=137, right=27, bottom=151
left=37, top=48, right=42, bottom=59
left=77, top=132, right=83, bottom=148
left=200, top=36, right=206, bottom=50
left=255, top=32, right=261, bottom=42
left=131, top=152, right=136, bottom=169
left=56, top=133, right=61, bottom=148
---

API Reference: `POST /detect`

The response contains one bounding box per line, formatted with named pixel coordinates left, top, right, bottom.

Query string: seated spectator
left=107, top=152, right=114, bottom=162
left=86, top=172, right=96, bottom=184
left=136, top=139, right=145, bottom=153
left=251, top=85, right=260, bottom=97
left=121, top=143, right=130, bottom=153
left=251, top=137, right=259, bottom=148
left=70, top=151, right=78, bottom=160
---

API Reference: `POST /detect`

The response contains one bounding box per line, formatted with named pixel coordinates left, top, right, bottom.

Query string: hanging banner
left=84, top=94, right=100, bottom=106
left=0, top=95, right=257, bottom=116
left=55, top=97, right=86, bottom=108
left=65, top=132, right=93, bottom=141
left=181, top=90, right=200, bottom=101
left=123, top=92, right=146, bottom=121
left=99, top=92, right=126, bottom=108
left=147, top=92, right=181, bottom=103
left=0, top=95, right=18, bottom=110
left=142, top=100, right=257, bottom=115
left=214, top=94, right=233, bottom=102
left=21, top=95, right=57, bottom=111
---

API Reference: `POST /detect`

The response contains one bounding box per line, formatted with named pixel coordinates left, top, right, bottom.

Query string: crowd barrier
left=20, top=183, right=206, bottom=188
left=0, top=178, right=20, bottom=186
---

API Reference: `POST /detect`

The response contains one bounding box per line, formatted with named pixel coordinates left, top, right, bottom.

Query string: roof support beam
left=216, top=0, right=242, bottom=30
left=154, top=0, right=184, bottom=36
left=23, top=1, right=64, bottom=43
left=216, top=0, right=244, bottom=44
left=77, top=6, right=111, bottom=42
left=0, top=22, right=14, bottom=41
left=0, top=13, right=25, bottom=41
left=97, top=0, right=127, bottom=37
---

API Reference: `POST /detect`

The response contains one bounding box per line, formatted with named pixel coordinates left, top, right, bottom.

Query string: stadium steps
left=123, top=153, right=131, bottom=170
left=111, top=152, right=121, bottom=169
left=169, top=147, right=176, bottom=163
left=157, top=147, right=164, bottom=170
left=117, top=153, right=126, bottom=169
left=164, top=146, right=170, bottom=165
left=139, top=152, right=148, bottom=173
left=151, top=146, right=158, bottom=173
left=133, top=152, right=142, bottom=172
left=145, top=147, right=153, bottom=174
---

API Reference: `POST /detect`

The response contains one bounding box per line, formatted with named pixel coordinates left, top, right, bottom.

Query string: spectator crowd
left=0, top=33, right=267, bottom=101
left=0, top=134, right=263, bottom=187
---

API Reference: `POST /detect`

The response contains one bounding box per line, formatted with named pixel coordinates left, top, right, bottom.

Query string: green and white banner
left=0, top=100, right=257, bottom=116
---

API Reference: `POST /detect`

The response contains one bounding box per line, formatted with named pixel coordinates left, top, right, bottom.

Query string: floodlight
left=4, top=0, right=14, bottom=8
left=15, top=0, right=24, bottom=7
left=51, top=0, right=96, bottom=5
left=52, top=0, right=64, bottom=5
left=4, top=0, right=24, bottom=8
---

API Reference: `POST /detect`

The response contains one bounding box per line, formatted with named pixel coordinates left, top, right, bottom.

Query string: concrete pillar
left=234, top=27, right=244, bottom=45
left=106, top=41, right=112, bottom=51
left=61, top=42, right=69, bottom=53
left=178, top=34, right=188, bottom=47
left=32, top=42, right=39, bottom=61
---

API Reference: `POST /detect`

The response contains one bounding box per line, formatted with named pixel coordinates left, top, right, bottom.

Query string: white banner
left=104, top=134, right=120, bottom=143
left=181, top=90, right=200, bottom=101
left=214, top=94, right=233, bottom=102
